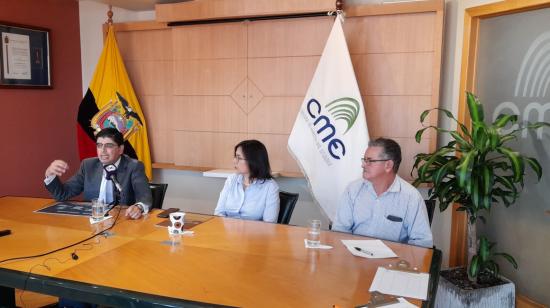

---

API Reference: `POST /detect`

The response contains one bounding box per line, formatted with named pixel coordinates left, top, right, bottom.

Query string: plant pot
left=434, top=268, right=515, bottom=308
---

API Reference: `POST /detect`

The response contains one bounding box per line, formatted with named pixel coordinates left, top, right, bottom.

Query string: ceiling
left=82, top=0, right=192, bottom=11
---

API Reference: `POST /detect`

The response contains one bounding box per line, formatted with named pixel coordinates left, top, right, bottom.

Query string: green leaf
left=486, top=261, right=500, bottom=277
left=450, top=131, right=472, bottom=150
left=525, top=121, right=550, bottom=130
left=433, top=160, right=457, bottom=186
left=492, top=114, right=518, bottom=128
left=472, top=124, right=489, bottom=151
left=495, top=253, right=518, bottom=269
left=471, top=176, right=480, bottom=209
left=499, top=134, right=517, bottom=145
left=479, top=237, right=490, bottom=263
left=457, top=150, right=477, bottom=188
left=497, top=147, right=524, bottom=182
left=415, top=127, right=430, bottom=143
left=524, top=157, right=542, bottom=181
left=481, top=165, right=493, bottom=195
left=419, top=109, right=431, bottom=123
left=415, top=126, right=451, bottom=143
left=487, top=126, right=500, bottom=150
left=417, top=148, right=455, bottom=182
left=458, top=122, right=472, bottom=140
left=466, top=92, right=485, bottom=122
left=482, top=193, right=492, bottom=210
left=494, top=175, right=515, bottom=191
left=469, top=255, right=480, bottom=279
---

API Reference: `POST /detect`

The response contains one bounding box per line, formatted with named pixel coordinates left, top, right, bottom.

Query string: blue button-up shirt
left=332, top=175, right=433, bottom=248
left=214, top=174, right=280, bottom=223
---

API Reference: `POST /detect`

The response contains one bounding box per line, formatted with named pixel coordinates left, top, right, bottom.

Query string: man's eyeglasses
left=361, top=158, right=390, bottom=165
left=96, top=143, right=118, bottom=150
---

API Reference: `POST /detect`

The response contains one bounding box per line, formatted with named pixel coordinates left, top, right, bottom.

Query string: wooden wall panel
left=247, top=133, right=300, bottom=173
left=173, top=132, right=247, bottom=168
left=172, top=23, right=247, bottom=60
left=248, top=97, right=302, bottom=134
left=344, top=13, right=435, bottom=54
left=247, top=17, right=332, bottom=58
left=173, top=59, right=247, bottom=95
left=123, top=60, right=146, bottom=98
left=352, top=53, right=433, bottom=96
left=140, top=95, right=173, bottom=163
left=172, top=96, right=247, bottom=133
left=116, top=30, right=172, bottom=61
left=248, top=57, right=318, bottom=97
left=123, top=60, right=173, bottom=97
left=132, top=61, right=174, bottom=96
left=363, top=96, right=433, bottom=138
left=115, top=3, right=444, bottom=177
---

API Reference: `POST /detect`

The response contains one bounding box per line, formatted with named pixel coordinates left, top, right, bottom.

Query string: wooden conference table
left=0, top=196, right=441, bottom=307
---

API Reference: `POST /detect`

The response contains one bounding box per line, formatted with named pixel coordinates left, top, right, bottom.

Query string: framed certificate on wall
left=0, top=21, right=51, bottom=88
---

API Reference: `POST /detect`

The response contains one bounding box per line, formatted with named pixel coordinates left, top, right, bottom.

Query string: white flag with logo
left=288, top=15, right=369, bottom=222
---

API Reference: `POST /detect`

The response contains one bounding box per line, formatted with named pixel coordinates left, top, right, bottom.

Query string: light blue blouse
left=214, top=173, right=280, bottom=222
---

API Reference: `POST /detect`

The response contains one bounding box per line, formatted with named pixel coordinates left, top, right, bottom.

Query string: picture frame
left=0, top=21, right=51, bottom=88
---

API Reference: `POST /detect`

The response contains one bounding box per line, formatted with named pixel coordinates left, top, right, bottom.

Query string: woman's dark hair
left=235, top=140, right=273, bottom=182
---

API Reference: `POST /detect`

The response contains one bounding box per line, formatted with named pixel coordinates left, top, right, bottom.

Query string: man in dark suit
left=44, top=127, right=152, bottom=219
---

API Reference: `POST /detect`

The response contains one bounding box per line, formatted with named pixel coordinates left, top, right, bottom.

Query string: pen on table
left=354, top=246, right=374, bottom=256
left=0, top=229, right=11, bottom=237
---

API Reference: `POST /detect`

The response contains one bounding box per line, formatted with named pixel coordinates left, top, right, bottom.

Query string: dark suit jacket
left=45, top=155, right=152, bottom=211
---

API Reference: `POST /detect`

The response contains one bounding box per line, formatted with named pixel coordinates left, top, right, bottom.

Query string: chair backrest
left=425, top=199, right=436, bottom=226
left=149, top=183, right=168, bottom=210
left=278, top=191, right=299, bottom=224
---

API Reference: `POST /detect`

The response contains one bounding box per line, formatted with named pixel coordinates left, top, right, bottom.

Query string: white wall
left=79, top=0, right=154, bottom=95
left=78, top=0, right=505, bottom=268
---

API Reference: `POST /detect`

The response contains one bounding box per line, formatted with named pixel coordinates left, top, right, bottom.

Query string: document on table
left=341, top=239, right=397, bottom=259
left=35, top=201, right=92, bottom=217
left=369, top=267, right=430, bottom=300
left=357, top=297, right=418, bottom=308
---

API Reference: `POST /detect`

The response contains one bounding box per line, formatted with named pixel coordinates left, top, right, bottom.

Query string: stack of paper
left=369, top=267, right=429, bottom=300
left=341, top=239, right=397, bottom=259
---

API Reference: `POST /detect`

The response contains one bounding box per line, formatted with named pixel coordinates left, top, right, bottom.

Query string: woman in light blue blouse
left=214, top=140, right=280, bottom=222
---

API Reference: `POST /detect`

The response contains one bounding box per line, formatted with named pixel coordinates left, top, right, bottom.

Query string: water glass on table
left=307, top=219, right=321, bottom=247
left=91, top=198, right=105, bottom=222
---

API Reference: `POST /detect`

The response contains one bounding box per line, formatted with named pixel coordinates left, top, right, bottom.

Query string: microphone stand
left=104, top=177, right=122, bottom=216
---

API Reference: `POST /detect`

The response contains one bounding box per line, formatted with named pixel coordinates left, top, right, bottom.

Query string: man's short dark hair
left=96, top=127, right=124, bottom=146
left=368, top=137, right=401, bottom=173
left=235, top=140, right=273, bottom=182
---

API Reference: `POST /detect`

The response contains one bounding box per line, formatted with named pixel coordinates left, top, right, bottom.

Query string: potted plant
left=412, top=92, right=548, bottom=307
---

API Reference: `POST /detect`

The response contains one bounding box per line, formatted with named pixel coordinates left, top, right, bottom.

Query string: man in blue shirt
left=332, top=138, right=433, bottom=248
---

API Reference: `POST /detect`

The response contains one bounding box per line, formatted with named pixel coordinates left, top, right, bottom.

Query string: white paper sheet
left=357, top=297, right=418, bottom=308
left=369, top=267, right=430, bottom=300
left=341, top=239, right=398, bottom=259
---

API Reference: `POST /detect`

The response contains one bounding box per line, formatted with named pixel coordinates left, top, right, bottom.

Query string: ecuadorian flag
left=77, top=25, right=152, bottom=179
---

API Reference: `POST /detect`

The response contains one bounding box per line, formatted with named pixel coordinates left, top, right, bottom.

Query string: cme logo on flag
left=90, top=92, right=144, bottom=140
left=303, top=97, right=361, bottom=162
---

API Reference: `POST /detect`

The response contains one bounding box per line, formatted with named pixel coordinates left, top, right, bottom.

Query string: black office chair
left=425, top=199, right=436, bottom=226
left=149, top=183, right=168, bottom=210
left=278, top=191, right=299, bottom=224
